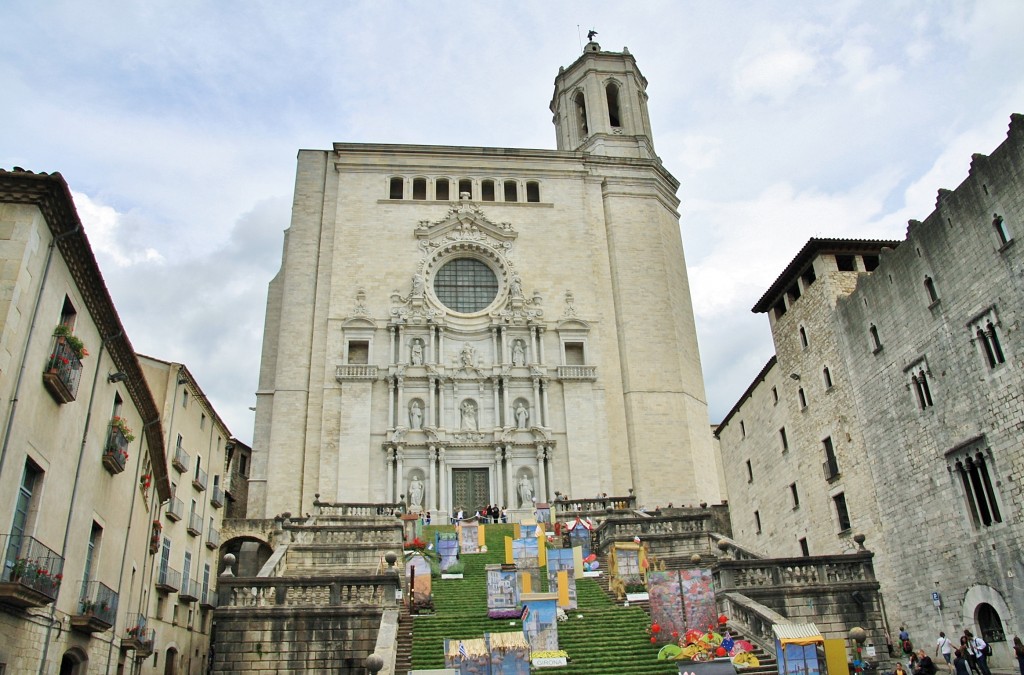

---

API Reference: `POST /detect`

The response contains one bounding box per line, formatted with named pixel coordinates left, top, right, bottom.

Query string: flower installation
left=52, top=324, right=89, bottom=359
left=655, top=616, right=760, bottom=667
left=110, top=416, right=136, bottom=442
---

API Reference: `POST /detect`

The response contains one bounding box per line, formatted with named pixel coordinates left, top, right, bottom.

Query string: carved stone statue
left=511, top=340, right=526, bottom=366
left=409, top=401, right=423, bottom=429
left=509, top=274, right=524, bottom=299
left=459, top=343, right=476, bottom=368
left=411, top=273, right=424, bottom=297
left=460, top=400, right=478, bottom=431
left=515, top=402, right=529, bottom=429
left=518, top=476, right=534, bottom=507
left=408, top=476, right=424, bottom=510
left=410, top=339, right=424, bottom=365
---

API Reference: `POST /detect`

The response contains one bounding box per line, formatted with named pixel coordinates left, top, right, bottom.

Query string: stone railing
left=336, top=364, right=379, bottom=381
left=217, top=574, right=400, bottom=609
left=717, top=591, right=790, bottom=653
left=552, top=496, right=635, bottom=515
left=312, top=501, right=405, bottom=518
left=286, top=526, right=402, bottom=546
left=708, top=534, right=764, bottom=562
left=556, top=365, right=598, bottom=380
left=714, top=552, right=875, bottom=591
left=257, top=544, right=289, bottom=578
left=592, top=512, right=714, bottom=553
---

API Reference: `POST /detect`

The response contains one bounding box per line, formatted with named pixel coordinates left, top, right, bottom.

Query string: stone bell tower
left=550, top=42, right=656, bottom=159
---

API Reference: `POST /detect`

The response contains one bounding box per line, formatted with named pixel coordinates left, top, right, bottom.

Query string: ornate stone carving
left=562, top=290, right=578, bottom=318
left=352, top=287, right=370, bottom=317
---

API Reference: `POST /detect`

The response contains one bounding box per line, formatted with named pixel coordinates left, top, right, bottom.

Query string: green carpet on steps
left=409, top=523, right=680, bottom=674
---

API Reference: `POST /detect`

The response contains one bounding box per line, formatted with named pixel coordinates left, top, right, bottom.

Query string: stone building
left=248, top=42, right=722, bottom=522
left=717, top=114, right=1024, bottom=663
left=0, top=169, right=171, bottom=674
left=138, top=356, right=232, bottom=674
left=222, top=437, right=251, bottom=521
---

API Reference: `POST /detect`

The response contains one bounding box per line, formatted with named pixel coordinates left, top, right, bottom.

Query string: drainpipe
left=38, top=328, right=115, bottom=675
left=106, top=416, right=161, bottom=675
left=0, top=223, right=80, bottom=485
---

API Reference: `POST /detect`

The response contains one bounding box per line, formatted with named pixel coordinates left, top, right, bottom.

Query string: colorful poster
left=444, top=638, right=489, bottom=674
left=512, top=537, right=541, bottom=591
left=567, top=521, right=592, bottom=558
left=405, top=555, right=433, bottom=610
left=487, top=564, right=521, bottom=618
left=680, top=568, right=716, bottom=632
left=436, top=532, right=460, bottom=572
left=648, top=570, right=685, bottom=642
left=546, top=549, right=577, bottom=609
left=520, top=593, right=560, bottom=653
left=489, top=631, right=532, bottom=675
left=460, top=521, right=481, bottom=554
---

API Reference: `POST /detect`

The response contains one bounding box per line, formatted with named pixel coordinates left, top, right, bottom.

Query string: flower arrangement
left=403, top=536, right=427, bottom=552
left=53, top=324, right=89, bottom=359
left=110, top=416, right=136, bottom=442
left=11, top=558, right=62, bottom=587
left=140, top=473, right=152, bottom=490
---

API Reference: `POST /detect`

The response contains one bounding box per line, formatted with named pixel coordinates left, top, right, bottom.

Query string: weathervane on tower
left=587, top=29, right=598, bottom=42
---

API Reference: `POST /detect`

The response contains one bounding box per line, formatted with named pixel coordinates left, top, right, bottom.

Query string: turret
left=550, top=42, right=656, bottom=159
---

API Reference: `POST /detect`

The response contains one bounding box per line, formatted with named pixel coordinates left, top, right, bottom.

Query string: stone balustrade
left=286, top=526, right=401, bottom=546
left=218, top=574, right=399, bottom=609
left=552, top=496, right=635, bottom=515
left=556, top=365, right=598, bottom=380
left=312, top=501, right=405, bottom=518
left=715, top=553, right=875, bottom=591
left=717, top=591, right=790, bottom=653
left=335, top=364, right=379, bottom=381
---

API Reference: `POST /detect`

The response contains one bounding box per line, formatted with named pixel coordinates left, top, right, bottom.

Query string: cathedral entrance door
left=452, top=468, right=490, bottom=515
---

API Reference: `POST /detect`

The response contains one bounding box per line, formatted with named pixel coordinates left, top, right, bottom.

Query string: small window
left=348, top=341, right=369, bottom=365
left=833, top=492, right=851, bottom=532
left=563, top=342, right=585, bottom=366
left=526, top=181, right=540, bottom=203
left=773, top=298, right=787, bottom=319
left=951, top=447, right=1002, bottom=529
left=740, top=421, right=746, bottom=438
left=823, top=436, right=839, bottom=479
left=754, top=510, right=762, bottom=534
left=182, top=389, right=189, bottom=408
left=912, top=369, right=934, bottom=409
left=863, top=254, right=880, bottom=271
left=779, top=427, right=789, bottom=452
left=389, top=177, right=404, bottom=200
left=771, top=386, right=779, bottom=404
left=606, top=82, right=621, bottom=127
left=238, top=453, right=249, bottom=478
left=993, top=213, right=1011, bottom=246
left=745, top=459, right=753, bottom=483
left=60, top=296, right=78, bottom=330
left=200, top=413, right=206, bottom=430
left=787, top=284, right=801, bottom=303
left=503, top=180, right=518, bottom=202
left=574, top=91, right=589, bottom=137
left=869, top=324, right=882, bottom=352
left=799, top=537, right=810, bottom=557
left=790, top=483, right=800, bottom=508
left=924, top=276, right=939, bottom=304
left=798, top=388, right=807, bottom=409
left=835, top=254, right=856, bottom=272
left=801, top=266, right=816, bottom=287
left=973, top=318, right=1006, bottom=369
left=412, top=178, right=427, bottom=200
left=823, top=367, right=833, bottom=389
left=436, top=178, right=450, bottom=201
left=458, top=179, right=472, bottom=198
left=799, top=326, right=808, bottom=349
left=482, top=180, right=495, bottom=202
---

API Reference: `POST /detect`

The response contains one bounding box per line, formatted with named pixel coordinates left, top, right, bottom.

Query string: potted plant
left=110, top=416, right=135, bottom=442
left=52, top=324, right=89, bottom=360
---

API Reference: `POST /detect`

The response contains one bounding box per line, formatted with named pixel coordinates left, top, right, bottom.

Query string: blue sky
left=3, top=1, right=1023, bottom=444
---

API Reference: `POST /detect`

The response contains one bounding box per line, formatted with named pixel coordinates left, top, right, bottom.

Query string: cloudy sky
left=3, top=1, right=1023, bottom=444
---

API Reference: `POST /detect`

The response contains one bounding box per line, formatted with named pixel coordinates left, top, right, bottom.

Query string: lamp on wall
left=107, top=372, right=127, bottom=383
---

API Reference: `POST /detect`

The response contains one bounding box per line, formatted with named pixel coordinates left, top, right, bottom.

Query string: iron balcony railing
left=102, top=424, right=129, bottom=474
left=179, top=576, right=199, bottom=603
left=210, top=486, right=224, bottom=508
left=187, top=512, right=202, bottom=536
left=192, top=467, right=208, bottom=492
left=123, top=613, right=155, bottom=654
left=206, top=526, right=220, bottom=550
left=42, top=334, right=84, bottom=403
left=172, top=445, right=190, bottom=473
left=166, top=497, right=184, bottom=521
left=0, top=533, right=65, bottom=604
left=76, top=579, right=118, bottom=626
left=155, top=565, right=180, bottom=593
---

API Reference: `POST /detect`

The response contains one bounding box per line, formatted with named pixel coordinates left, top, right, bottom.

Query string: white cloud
left=733, top=46, right=818, bottom=103
left=72, top=191, right=164, bottom=267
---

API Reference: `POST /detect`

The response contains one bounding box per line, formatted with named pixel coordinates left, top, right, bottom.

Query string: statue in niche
left=509, top=274, right=524, bottom=299
left=518, top=475, right=534, bottom=507
left=460, top=400, right=478, bottom=431
left=409, top=401, right=423, bottom=430
left=459, top=342, right=476, bottom=368
left=511, top=339, right=526, bottom=366
left=410, top=339, right=424, bottom=365
left=515, top=402, right=529, bottom=429
left=408, top=476, right=424, bottom=510
left=411, top=273, right=424, bottom=297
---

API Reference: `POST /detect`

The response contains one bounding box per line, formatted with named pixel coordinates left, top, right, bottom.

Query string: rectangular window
left=911, top=368, right=934, bottom=409
left=790, top=483, right=800, bottom=509
left=779, top=427, right=789, bottom=452
left=503, top=180, right=518, bottom=202
left=200, top=413, right=206, bottom=430
left=563, top=342, right=585, bottom=366
left=740, top=420, right=746, bottom=438
left=526, top=181, right=540, bottom=203
left=771, top=386, right=779, bottom=404
left=799, top=537, right=810, bottom=557
left=412, top=177, right=427, bottom=200
left=481, top=180, right=495, bottom=201
left=458, top=178, right=472, bottom=198
left=970, top=312, right=1006, bottom=369
left=745, top=460, right=753, bottom=483
left=823, top=367, right=833, bottom=389
left=60, top=296, right=78, bottom=330
left=436, top=178, right=450, bottom=201
left=754, top=510, right=762, bottom=534
left=798, top=388, right=807, bottom=409
left=835, top=254, right=856, bottom=271
left=182, top=389, right=189, bottom=408
left=5, top=460, right=43, bottom=573
left=238, top=453, right=249, bottom=477
left=833, top=493, right=851, bottom=532
left=823, top=436, right=839, bottom=480
left=348, top=340, right=369, bottom=365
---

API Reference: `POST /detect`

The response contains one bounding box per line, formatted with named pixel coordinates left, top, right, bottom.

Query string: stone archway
left=163, top=646, right=178, bottom=675
left=961, top=584, right=1012, bottom=661
left=59, top=647, right=88, bottom=675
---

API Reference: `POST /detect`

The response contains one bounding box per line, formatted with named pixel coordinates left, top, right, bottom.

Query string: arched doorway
left=59, top=647, right=88, bottom=675
left=976, top=603, right=1006, bottom=644
left=163, top=646, right=177, bottom=675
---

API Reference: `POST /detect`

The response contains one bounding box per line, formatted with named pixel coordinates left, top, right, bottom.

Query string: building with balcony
left=138, top=355, right=232, bottom=674
left=0, top=169, right=171, bottom=673
left=716, top=115, right=1024, bottom=665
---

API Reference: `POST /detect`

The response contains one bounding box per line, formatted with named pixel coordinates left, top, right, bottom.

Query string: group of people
left=475, top=504, right=506, bottom=523
left=895, top=627, right=1024, bottom=675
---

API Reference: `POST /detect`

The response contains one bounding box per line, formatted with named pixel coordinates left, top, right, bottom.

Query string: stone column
left=491, top=376, right=501, bottom=427
left=428, top=445, right=438, bottom=512
left=427, top=376, right=435, bottom=428
left=504, top=444, right=515, bottom=507
left=386, top=447, right=395, bottom=503
left=543, top=445, right=554, bottom=501
left=438, top=327, right=445, bottom=365
left=438, top=447, right=448, bottom=515
left=538, top=326, right=546, bottom=364
left=499, top=326, right=507, bottom=364
left=395, top=449, right=405, bottom=504
left=389, top=326, right=396, bottom=365
left=439, top=379, right=446, bottom=429
left=501, top=376, right=509, bottom=427
left=387, top=377, right=396, bottom=429
left=429, top=326, right=436, bottom=364
left=540, top=378, right=550, bottom=427
left=532, top=377, right=541, bottom=417
left=491, top=327, right=498, bottom=362
left=531, top=326, right=539, bottom=363
left=494, top=447, right=504, bottom=508
left=536, top=445, right=547, bottom=504
left=396, top=375, right=405, bottom=427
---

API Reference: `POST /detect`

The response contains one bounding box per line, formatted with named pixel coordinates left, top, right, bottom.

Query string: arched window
left=389, top=177, right=403, bottom=200
left=606, top=82, right=621, bottom=127
left=436, top=178, right=450, bottom=201
left=481, top=180, right=495, bottom=202
left=823, top=367, right=833, bottom=389
left=574, top=91, right=589, bottom=138
left=924, top=276, right=939, bottom=304
left=412, top=178, right=427, bottom=200
left=503, top=180, right=518, bottom=202
left=526, top=181, right=540, bottom=203
left=869, top=324, right=882, bottom=351
left=799, top=326, right=808, bottom=349
left=458, top=178, right=472, bottom=199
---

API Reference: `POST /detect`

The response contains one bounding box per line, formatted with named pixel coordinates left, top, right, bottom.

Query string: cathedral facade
left=248, top=43, right=721, bottom=521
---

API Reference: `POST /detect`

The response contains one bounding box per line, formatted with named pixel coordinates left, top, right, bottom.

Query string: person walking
left=953, top=649, right=971, bottom=675
left=964, top=631, right=991, bottom=675
left=960, top=636, right=980, bottom=675
left=936, top=632, right=954, bottom=672
left=915, top=650, right=938, bottom=675
left=1012, top=636, right=1024, bottom=675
